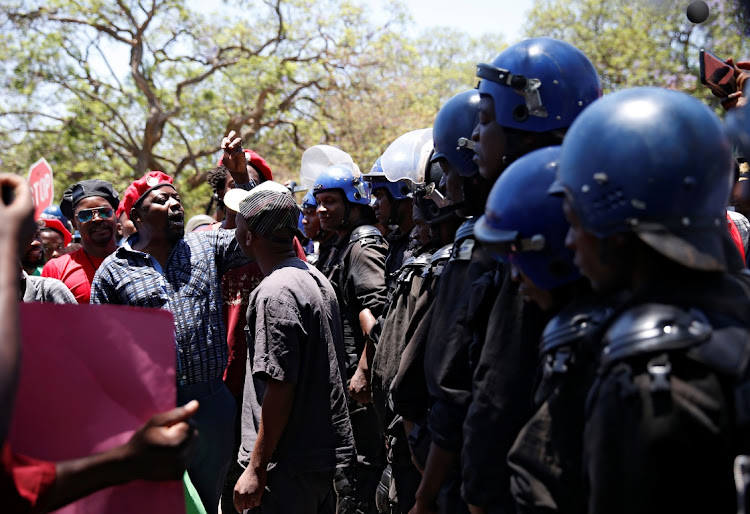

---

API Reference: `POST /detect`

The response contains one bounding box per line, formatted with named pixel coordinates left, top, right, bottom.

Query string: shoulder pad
left=394, top=254, right=431, bottom=285
left=540, top=301, right=614, bottom=355
left=601, top=303, right=712, bottom=368
left=451, top=238, right=475, bottom=261
left=413, top=253, right=432, bottom=266
left=401, top=256, right=417, bottom=268
left=430, top=244, right=453, bottom=264
left=350, top=225, right=385, bottom=246
left=454, top=218, right=476, bottom=243
left=401, top=253, right=431, bottom=270
left=426, top=244, right=454, bottom=276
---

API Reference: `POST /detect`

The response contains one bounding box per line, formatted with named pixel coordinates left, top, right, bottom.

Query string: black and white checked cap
left=224, top=181, right=299, bottom=240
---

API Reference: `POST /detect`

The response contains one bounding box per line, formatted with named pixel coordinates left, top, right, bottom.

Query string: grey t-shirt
left=238, top=258, right=355, bottom=472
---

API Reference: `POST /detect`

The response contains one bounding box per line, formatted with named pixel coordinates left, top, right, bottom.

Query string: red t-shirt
left=41, top=248, right=105, bottom=304
left=221, top=238, right=308, bottom=396
left=727, top=212, right=746, bottom=263
left=1, top=442, right=56, bottom=513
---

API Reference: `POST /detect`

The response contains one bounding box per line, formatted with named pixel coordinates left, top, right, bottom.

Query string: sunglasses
left=76, top=206, right=114, bottom=223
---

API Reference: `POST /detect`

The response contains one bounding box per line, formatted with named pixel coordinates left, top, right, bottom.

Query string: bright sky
left=394, top=0, right=536, bottom=43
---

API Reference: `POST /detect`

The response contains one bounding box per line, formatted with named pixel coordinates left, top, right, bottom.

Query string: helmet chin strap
left=339, top=202, right=351, bottom=229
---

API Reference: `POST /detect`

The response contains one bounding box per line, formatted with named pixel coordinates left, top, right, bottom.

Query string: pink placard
left=9, top=303, right=185, bottom=513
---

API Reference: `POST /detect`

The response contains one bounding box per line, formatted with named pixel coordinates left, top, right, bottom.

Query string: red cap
left=37, top=218, right=73, bottom=247
left=218, top=149, right=273, bottom=182
left=117, top=171, right=175, bottom=220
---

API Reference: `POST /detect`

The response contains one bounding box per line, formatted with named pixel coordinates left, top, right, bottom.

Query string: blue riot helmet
left=475, top=146, right=579, bottom=290
left=364, top=158, right=413, bottom=201
left=550, top=87, right=734, bottom=272
left=39, top=204, right=73, bottom=233
left=476, top=37, right=601, bottom=133
left=313, top=164, right=370, bottom=205
left=301, top=190, right=317, bottom=210
left=431, top=90, right=480, bottom=177
left=313, top=164, right=371, bottom=229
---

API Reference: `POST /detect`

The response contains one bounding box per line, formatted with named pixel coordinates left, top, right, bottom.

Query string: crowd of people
left=5, top=34, right=750, bottom=514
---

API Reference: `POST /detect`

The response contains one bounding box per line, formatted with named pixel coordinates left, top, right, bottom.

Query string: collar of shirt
left=119, top=233, right=167, bottom=275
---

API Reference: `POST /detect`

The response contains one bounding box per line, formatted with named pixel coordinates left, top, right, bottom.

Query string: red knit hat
left=117, top=171, right=175, bottom=220
left=218, top=149, right=273, bottom=182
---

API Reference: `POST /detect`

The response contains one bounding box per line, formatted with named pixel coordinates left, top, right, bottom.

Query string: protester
left=186, top=214, right=216, bottom=233
left=205, top=144, right=307, bottom=514
left=554, top=86, right=750, bottom=514
left=21, top=261, right=77, bottom=304
left=0, top=172, right=198, bottom=514
left=21, top=226, right=45, bottom=276
left=224, top=182, right=355, bottom=514
left=37, top=218, right=72, bottom=263
left=314, top=163, right=388, bottom=514
left=90, top=142, right=253, bottom=514
left=42, top=179, right=120, bottom=303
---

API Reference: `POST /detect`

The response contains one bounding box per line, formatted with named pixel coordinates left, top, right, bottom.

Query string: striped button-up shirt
left=91, top=229, right=248, bottom=386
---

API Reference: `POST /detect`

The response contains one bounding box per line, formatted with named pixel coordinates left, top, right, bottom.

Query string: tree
left=284, top=28, right=507, bottom=179
left=0, top=0, right=507, bottom=216
left=0, top=0, right=404, bottom=209
left=522, top=0, right=750, bottom=105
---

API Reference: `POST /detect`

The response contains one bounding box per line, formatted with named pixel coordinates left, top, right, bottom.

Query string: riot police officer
left=553, top=86, right=750, bottom=514
left=408, top=88, right=492, bottom=514
left=363, top=158, right=416, bottom=287
left=461, top=37, right=601, bottom=514
left=314, top=164, right=389, bottom=514
left=300, top=190, right=337, bottom=268
left=370, top=126, right=466, bottom=513
left=474, top=146, right=616, bottom=513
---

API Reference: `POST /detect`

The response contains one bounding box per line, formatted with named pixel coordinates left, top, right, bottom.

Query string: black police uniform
left=584, top=271, right=750, bottom=514
left=389, top=242, right=453, bottom=448
left=419, top=220, right=498, bottom=513
left=322, top=222, right=389, bottom=514
left=506, top=288, right=618, bottom=514
left=314, top=234, right=338, bottom=272
left=370, top=242, right=442, bottom=514
left=384, top=228, right=413, bottom=288
left=460, top=266, right=549, bottom=514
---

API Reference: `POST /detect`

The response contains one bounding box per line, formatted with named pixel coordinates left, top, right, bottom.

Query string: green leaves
left=0, top=0, right=505, bottom=217
left=523, top=0, right=750, bottom=108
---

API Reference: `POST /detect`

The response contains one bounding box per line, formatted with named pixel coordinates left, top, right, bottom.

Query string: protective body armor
left=450, top=219, right=477, bottom=262
left=507, top=294, right=617, bottom=514
left=322, top=224, right=387, bottom=375
left=372, top=246, right=436, bottom=514
left=323, top=223, right=388, bottom=514
left=584, top=289, right=750, bottom=514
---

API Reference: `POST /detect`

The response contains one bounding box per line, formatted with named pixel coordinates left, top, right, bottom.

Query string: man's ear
left=130, top=207, right=140, bottom=224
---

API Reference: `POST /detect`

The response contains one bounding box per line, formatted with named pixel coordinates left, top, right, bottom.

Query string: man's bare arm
left=234, top=378, right=295, bottom=512
left=42, top=401, right=198, bottom=512
left=0, top=173, right=34, bottom=444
